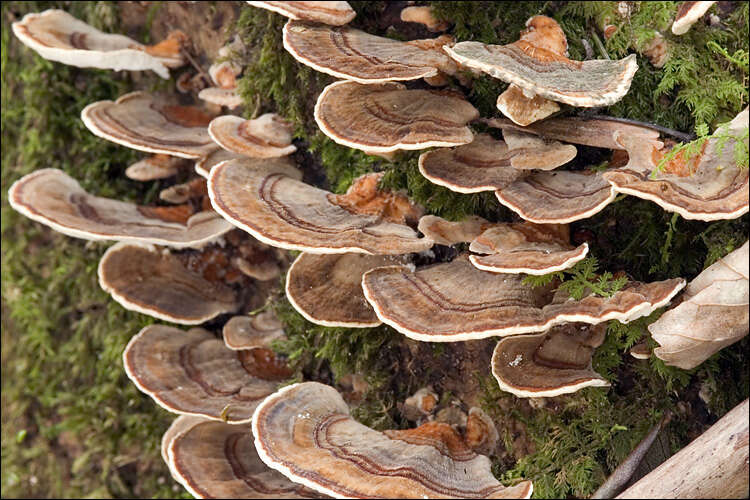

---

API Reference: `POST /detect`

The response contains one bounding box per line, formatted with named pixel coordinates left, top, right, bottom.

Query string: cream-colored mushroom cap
left=603, top=108, right=749, bottom=221
left=195, top=149, right=245, bottom=178
left=252, top=382, right=534, bottom=498
left=400, top=6, right=450, bottom=32
left=496, top=84, right=561, bottom=126
left=672, top=1, right=717, bottom=35
left=11, top=9, right=184, bottom=78
left=81, top=91, right=219, bottom=159
left=198, top=87, right=244, bottom=109
left=7, top=168, right=232, bottom=249
left=283, top=20, right=455, bottom=83
left=444, top=16, right=638, bottom=107
left=124, top=325, right=290, bottom=423
left=314, top=80, right=478, bottom=153
left=223, top=311, right=286, bottom=351
left=502, top=129, right=577, bottom=171
left=247, top=1, right=356, bottom=25
left=165, top=417, right=322, bottom=499
left=417, top=215, right=490, bottom=246
left=491, top=323, right=609, bottom=398
left=208, top=158, right=433, bottom=254
left=125, top=154, right=187, bottom=181
left=208, top=114, right=296, bottom=158
left=98, top=242, right=239, bottom=324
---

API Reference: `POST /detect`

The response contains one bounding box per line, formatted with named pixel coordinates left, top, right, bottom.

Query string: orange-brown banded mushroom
left=125, top=154, right=188, bottom=181
left=465, top=407, right=500, bottom=455
left=672, top=1, right=717, bottom=35
left=124, top=325, right=290, bottom=423
left=314, top=80, right=478, bottom=153
left=400, top=6, right=450, bottom=32
left=223, top=311, right=285, bottom=351
left=247, top=1, right=356, bottom=25
left=469, top=222, right=589, bottom=275
left=7, top=168, right=231, bottom=249
left=491, top=323, right=609, bottom=398
left=283, top=20, right=455, bottom=84
left=286, top=252, right=409, bottom=327
left=362, top=255, right=685, bottom=342
left=444, top=16, right=638, bottom=107
left=496, top=84, right=560, bottom=127
left=602, top=108, right=749, bottom=221
left=208, top=158, right=433, bottom=254
left=208, top=114, right=296, bottom=158
left=252, top=382, right=534, bottom=498
left=11, top=9, right=184, bottom=79
left=403, top=386, right=439, bottom=421
left=165, top=416, right=322, bottom=499
left=495, top=170, right=617, bottom=224
left=195, top=149, right=245, bottom=178
left=161, top=415, right=206, bottom=474
left=81, top=91, right=219, bottom=159
left=98, top=242, right=239, bottom=324
left=502, top=129, right=577, bottom=170
left=417, top=215, right=490, bottom=246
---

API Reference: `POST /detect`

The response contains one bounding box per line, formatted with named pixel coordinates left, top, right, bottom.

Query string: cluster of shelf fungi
left=8, top=1, right=748, bottom=498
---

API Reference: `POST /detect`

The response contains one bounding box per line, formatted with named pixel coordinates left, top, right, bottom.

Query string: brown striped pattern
left=249, top=1, right=355, bottom=25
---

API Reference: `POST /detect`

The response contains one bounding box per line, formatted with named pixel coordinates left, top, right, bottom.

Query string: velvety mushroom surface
left=7, top=168, right=232, bottom=248
left=362, top=256, right=685, bottom=341
left=603, top=107, right=749, bottom=221
left=165, top=416, right=321, bottom=499
left=491, top=323, right=609, bottom=398
left=208, top=114, right=296, bottom=158
left=314, top=80, right=479, bottom=153
left=223, top=311, right=286, bottom=351
left=124, top=325, right=289, bottom=423
left=444, top=15, right=638, bottom=107
left=283, top=20, right=455, bottom=83
left=11, top=9, right=183, bottom=78
left=208, top=158, right=433, bottom=254
left=81, top=91, right=219, bottom=159
left=252, top=382, right=533, bottom=498
left=247, top=1, right=356, bottom=25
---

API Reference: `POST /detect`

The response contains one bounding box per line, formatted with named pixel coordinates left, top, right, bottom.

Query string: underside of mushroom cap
left=124, top=325, right=290, bottom=423
left=81, top=91, right=219, bottom=159
left=208, top=158, right=433, bottom=254
left=248, top=1, right=356, bottom=25
left=8, top=168, right=232, bottom=249
left=252, top=381, right=533, bottom=498
left=98, top=242, right=239, bottom=324
left=491, top=323, right=609, bottom=398
left=283, top=20, right=455, bottom=83
left=496, top=83, right=561, bottom=126
left=314, top=80, right=479, bottom=153
left=208, top=113, right=297, bottom=158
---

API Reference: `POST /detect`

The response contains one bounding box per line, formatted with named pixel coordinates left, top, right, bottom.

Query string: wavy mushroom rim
left=247, top=1, right=356, bottom=25
left=207, top=114, right=297, bottom=158
left=417, top=153, right=512, bottom=194
left=468, top=242, right=589, bottom=275
left=494, top=184, right=617, bottom=224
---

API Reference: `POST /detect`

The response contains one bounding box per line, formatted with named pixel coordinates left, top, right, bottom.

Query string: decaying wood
left=616, top=399, right=749, bottom=499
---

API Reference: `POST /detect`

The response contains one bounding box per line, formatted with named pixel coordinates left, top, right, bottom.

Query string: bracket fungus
left=649, top=241, right=749, bottom=369
left=672, top=1, right=717, bottom=35
left=125, top=154, right=188, bottom=181
left=124, top=325, right=290, bottom=423
left=81, top=91, right=219, bottom=159
left=603, top=108, right=749, bottom=221
left=208, top=159, right=433, bottom=254
left=252, top=382, right=533, bottom=498
left=496, top=84, right=561, bottom=127
left=362, top=255, right=685, bottom=342
left=11, top=9, right=185, bottom=79
left=195, top=148, right=245, bottom=178
left=208, top=113, right=297, bottom=158
left=8, top=168, right=231, bottom=249
left=314, top=80, right=478, bottom=154
left=491, top=323, right=609, bottom=398
left=445, top=15, right=638, bottom=107
left=400, top=6, right=450, bottom=32
left=247, top=1, right=356, bottom=26
left=501, top=129, right=577, bottom=171
left=283, top=20, right=455, bottom=84
left=417, top=214, right=490, bottom=246
left=223, top=311, right=286, bottom=351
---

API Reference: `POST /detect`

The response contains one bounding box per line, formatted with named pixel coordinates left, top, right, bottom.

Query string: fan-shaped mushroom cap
left=208, top=158, right=433, bottom=254
left=502, top=129, right=577, bottom=170
left=124, top=325, right=290, bottom=423
left=11, top=9, right=183, bottom=79
left=198, top=87, right=244, bottom=109
left=7, top=168, right=231, bottom=249
left=400, top=6, right=450, bottom=32
left=418, top=134, right=528, bottom=193
left=496, top=170, right=616, bottom=224
left=672, top=1, right=717, bottom=35
left=223, top=311, right=285, bottom=351
left=125, top=154, right=187, bottom=181
left=81, top=91, right=219, bottom=159
left=649, top=241, right=749, bottom=369
left=252, top=382, right=533, bottom=498
left=208, top=114, right=296, bottom=158
left=247, top=1, right=356, bottom=25
left=469, top=223, right=589, bottom=275
left=314, top=80, right=478, bottom=153
left=491, top=323, right=609, bottom=398
left=161, top=415, right=206, bottom=470
left=165, top=417, right=322, bottom=499
left=603, top=108, right=749, bottom=221
left=444, top=16, right=638, bottom=107
left=98, top=242, right=238, bottom=324
left=159, top=178, right=207, bottom=205
left=286, top=252, right=408, bottom=327
left=496, top=84, right=561, bottom=126
left=195, top=149, right=245, bottom=178
left=629, top=341, right=652, bottom=359
left=283, top=20, right=455, bottom=84
left=417, top=215, right=489, bottom=245
left=362, top=256, right=685, bottom=342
